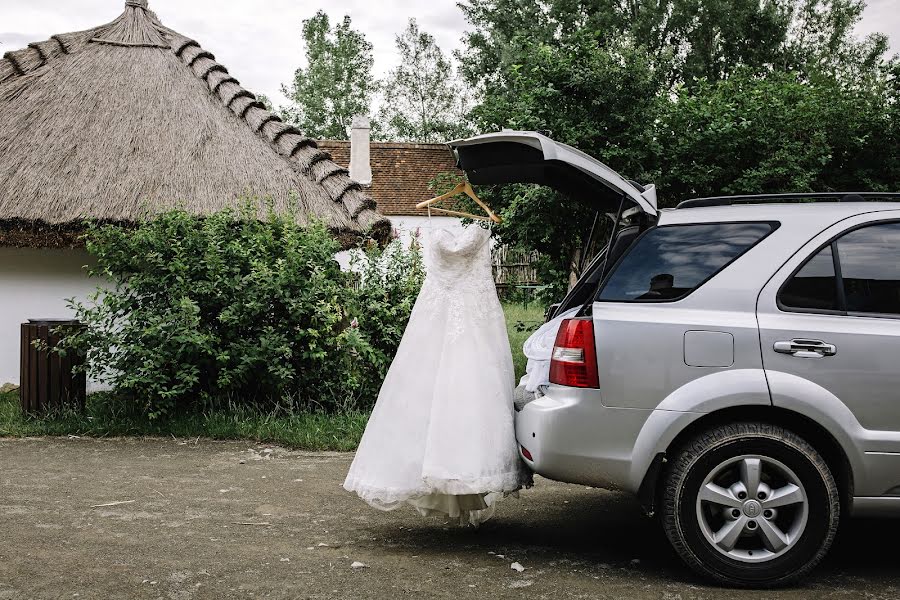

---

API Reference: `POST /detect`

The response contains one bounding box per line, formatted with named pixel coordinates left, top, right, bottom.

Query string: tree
left=280, top=11, right=377, bottom=139
left=459, top=0, right=786, bottom=93
left=656, top=70, right=900, bottom=203
left=457, top=0, right=898, bottom=295
left=460, top=31, right=663, bottom=298
left=785, top=0, right=892, bottom=80
left=376, top=19, right=472, bottom=142
left=457, top=6, right=665, bottom=295
left=459, top=0, right=890, bottom=90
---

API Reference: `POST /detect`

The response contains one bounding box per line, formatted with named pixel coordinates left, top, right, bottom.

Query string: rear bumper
left=514, top=385, right=653, bottom=493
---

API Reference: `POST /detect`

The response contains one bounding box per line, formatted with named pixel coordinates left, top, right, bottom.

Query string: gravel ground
left=0, top=437, right=897, bottom=599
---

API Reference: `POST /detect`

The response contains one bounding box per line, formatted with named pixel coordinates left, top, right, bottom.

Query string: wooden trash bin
left=20, top=319, right=86, bottom=414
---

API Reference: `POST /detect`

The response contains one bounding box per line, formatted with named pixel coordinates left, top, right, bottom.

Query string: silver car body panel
left=448, top=131, right=658, bottom=216
left=851, top=498, right=900, bottom=516
left=515, top=202, right=900, bottom=516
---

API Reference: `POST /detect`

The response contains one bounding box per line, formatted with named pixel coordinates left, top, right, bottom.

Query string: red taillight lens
left=549, top=318, right=599, bottom=388
left=520, top=445, right=533, bottom=461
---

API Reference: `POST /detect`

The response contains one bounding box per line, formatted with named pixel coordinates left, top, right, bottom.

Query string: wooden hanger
left=415, top=181, right=502, bottom=224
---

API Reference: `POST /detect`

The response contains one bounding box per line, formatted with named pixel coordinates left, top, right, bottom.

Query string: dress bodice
left=426, top=227, right=493, bottom=290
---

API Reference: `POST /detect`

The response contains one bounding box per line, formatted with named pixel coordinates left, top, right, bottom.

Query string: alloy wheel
left=695, top=455, right=808, bottom=563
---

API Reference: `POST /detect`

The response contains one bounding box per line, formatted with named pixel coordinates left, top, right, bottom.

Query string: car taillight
left=549, top=318, right=599, bottom=388
left=520, top=445, right=533, bottom=461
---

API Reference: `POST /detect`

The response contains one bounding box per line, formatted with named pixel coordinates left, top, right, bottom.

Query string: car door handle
left=773, top=339, right=837, bottom=358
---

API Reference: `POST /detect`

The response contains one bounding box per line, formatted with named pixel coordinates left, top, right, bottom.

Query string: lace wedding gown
left=344, top=226, right=528, bottom=525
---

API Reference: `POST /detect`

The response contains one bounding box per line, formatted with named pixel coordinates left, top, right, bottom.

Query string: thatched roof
left=0, top=0, right=390, bottom=248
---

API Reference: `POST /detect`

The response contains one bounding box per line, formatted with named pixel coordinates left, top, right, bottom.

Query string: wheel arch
left=638, top=405, right=854, bottom=517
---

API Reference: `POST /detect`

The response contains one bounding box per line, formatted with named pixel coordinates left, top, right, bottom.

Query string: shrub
left=352, top=235, right=424, bottom=362
left=65, top=205, right=423, bottom=418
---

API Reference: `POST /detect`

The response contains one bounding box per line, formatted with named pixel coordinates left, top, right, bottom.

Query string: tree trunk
left=567, top=245, right=582, bottom=292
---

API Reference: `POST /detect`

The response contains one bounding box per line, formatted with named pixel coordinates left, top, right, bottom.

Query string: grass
left=0, top=301, right=546, bottom=449
left=503, top=301, right=547, bottom=380
left=0, top=391, right=368, bottom=451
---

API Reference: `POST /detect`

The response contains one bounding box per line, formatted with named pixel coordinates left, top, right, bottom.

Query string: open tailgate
left=448, top=131, right=657, bottom=217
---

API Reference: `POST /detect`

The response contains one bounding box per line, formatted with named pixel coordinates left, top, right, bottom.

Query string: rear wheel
left=661, top=423, right=839, bottom=587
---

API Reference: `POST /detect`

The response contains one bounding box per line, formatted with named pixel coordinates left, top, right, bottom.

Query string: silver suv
left=449, top=131, right=900, bottom=587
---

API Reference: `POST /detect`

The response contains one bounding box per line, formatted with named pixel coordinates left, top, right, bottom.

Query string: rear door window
left=597, top=222, right=775, bottom=302
left=778, top=221, right=900, bottom=317
left=780, top=245, right=839, bottom=311
left=837, top=223, right=900, bottom=315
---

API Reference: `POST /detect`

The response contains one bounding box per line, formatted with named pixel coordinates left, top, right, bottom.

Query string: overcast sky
left=2, top=0, right=897, bottom=107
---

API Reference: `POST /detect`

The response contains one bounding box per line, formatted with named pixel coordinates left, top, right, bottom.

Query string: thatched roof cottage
left=0, top=0, right=389, bottom=246
left=0, top=0, right=389, bottom=385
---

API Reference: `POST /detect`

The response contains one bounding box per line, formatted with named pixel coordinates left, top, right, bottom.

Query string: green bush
left=351, top=236, right=424, bottom=376
left=65, top=206, right=423, bottom=419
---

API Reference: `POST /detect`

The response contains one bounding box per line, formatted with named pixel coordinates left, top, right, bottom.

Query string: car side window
left=780, top=245, right=838, bottom=311
left=779, top=221, right=900, bottom=316
left=836, top=222, right=900, bottom=315
left=598, top=222, right=775, bottom=302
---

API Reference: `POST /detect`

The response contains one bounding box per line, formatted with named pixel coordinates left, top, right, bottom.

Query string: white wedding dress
left=344, top=226, right=529, bottom=525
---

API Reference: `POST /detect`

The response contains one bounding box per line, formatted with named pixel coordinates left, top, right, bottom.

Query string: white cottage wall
left=387, top=215, right=466, bottom=252
left=0, top=248, right=98, bottom=386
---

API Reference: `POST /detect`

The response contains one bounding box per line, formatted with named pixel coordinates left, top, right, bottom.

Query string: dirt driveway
left=1, top=437, right=897, bottom=599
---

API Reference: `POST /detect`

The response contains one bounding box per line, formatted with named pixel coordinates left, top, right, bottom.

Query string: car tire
left=661, top=422, right=840, bottom=588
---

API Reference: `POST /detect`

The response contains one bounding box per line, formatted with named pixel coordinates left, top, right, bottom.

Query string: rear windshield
left=597, top=222, right=775, bottom=302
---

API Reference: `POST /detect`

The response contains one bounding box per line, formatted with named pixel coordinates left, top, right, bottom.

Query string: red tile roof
left=317, top=141, right=463, bottom=216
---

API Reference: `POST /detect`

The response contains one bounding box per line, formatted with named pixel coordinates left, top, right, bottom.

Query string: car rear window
left=597, top=222, right=775, bottom=302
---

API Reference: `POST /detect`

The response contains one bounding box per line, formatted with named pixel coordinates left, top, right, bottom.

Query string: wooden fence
left=346, top=243, right=543, bottom=294
left=492, top=244, right=541, bottom=291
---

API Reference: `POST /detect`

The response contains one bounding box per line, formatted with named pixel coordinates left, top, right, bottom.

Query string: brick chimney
left=349, top=115, right=372, bottom=186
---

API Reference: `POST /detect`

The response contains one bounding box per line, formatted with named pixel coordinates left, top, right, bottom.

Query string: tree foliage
left=460, top=0, right=890, bottom=88
left=786, top=0, right=892, bottom=80
left=656, top=70, right=900, bottom=200
left=280, top=11, right=377, bottom=139
left=376, top=19, right=473, bottom=142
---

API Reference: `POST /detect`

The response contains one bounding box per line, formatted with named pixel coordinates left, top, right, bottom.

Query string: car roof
left=657, top=202, right=900, bottom=226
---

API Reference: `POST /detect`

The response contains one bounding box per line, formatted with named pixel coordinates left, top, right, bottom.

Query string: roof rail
left=676, top=192, right=900, bottom=209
